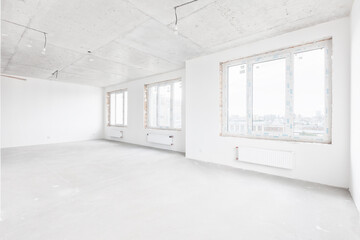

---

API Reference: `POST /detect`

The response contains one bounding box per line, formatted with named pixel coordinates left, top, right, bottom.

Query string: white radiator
left=147, top=133, right=173, bottom=146
left=236, top=146, right=294, bottom=169
left=109, top=130, right=123, bottom=139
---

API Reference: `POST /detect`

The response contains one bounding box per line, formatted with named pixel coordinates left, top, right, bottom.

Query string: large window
left=221, top=39, right=332, bottom=143
left=145, top=79, right=182, bottom=130
left=108, top=89, right=128, bottom=127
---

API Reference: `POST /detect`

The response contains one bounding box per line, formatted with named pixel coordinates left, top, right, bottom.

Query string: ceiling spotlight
left=26, top=43, right=32, bottom=48
left=1, top=33, right=8, bottom=37
left=52, top=70, right=59, bottom=79
left=87, top=50, right=94, bottom=61
left=41, top=48, right=46, bottom=55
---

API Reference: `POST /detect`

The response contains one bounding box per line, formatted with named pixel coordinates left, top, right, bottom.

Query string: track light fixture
left=1, top=19, right=48, bottom=55
left=52, top=70, right=59, bottom=79
left=173, top=0, right=199, bottom=35
left=41, top=33, right=47, bottom=55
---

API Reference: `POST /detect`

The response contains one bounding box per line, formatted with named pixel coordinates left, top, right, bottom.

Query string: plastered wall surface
left=186, top=18, right=350, bottom=188
left=1, top=76, right=104, bottom=148
left=351, top=0, right=360, bottom=211
left=104, top=69, right=185, bottom=153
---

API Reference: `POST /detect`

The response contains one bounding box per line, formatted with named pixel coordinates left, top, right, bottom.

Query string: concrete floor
left=1, top=140, right=360, bottom=240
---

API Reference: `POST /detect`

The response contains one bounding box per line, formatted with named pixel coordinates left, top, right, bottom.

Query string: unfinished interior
left=1, top=0, right=360, bottom=239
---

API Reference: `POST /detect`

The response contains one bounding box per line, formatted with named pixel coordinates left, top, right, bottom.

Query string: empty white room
left=1, top=0, right=360, bottom=239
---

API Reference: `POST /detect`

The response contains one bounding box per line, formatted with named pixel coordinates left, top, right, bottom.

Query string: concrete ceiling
left=1, top=0, right=354, bottom=87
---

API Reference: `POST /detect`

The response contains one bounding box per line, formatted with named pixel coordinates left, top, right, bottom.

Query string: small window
left=221, top=39, right=332, bottom=143
left=108, top=89, right=128, bottom=127
left=145, top=79, right=182, bottom=130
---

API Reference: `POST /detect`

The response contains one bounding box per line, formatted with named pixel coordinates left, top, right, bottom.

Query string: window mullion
left=122, top=90, right=125, bottom=126
left=247, top=61, right=253, bottom=135
left=170, top=83, right=174, bottom=129
left=146, top=87, right=150, bottom=128
left=324, top=43, right=332, bottom=143
left=156, top=85, right=159, bottom=128
left=286, top=54, right=294, bottom=138
left=108, top=93, right=111, bottom=126
left=114, top=93, right=117, bottom=125
left=223, top=66, right=228, bottom=134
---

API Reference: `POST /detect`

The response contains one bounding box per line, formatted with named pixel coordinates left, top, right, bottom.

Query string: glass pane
left=115, top=92, right=124, bottom=125
left=173, top=81, right=182, bottom=129
left=294, top=48, right=326, bottom=138
left=148, top=86, right=157, bottom=128
left=110, top=93, right=116, bottom=125
left=124, top=91, right=128, bottom=126
left=253, top=58, right=286, bottom=135
left=158, top=84, right=171, bottom=128
left=227, top=64, right=247, bottom=134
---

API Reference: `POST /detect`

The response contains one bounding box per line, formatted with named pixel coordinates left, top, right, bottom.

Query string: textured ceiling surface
left=1, top=0, right=354, bottom=87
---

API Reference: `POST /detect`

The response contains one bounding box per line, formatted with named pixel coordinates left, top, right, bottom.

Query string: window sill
left=146, top=127, right=182, bottom=131
left=108, top=125, right=127, bottom=128
left=220, top=133, right=331, bottom=144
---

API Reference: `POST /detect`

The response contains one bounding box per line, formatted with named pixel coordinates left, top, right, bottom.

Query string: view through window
left=146, top=79, right=182, bottom=130
left=222, top=39, right=331, bottom=143
left=108, top=89, right=128, bottom=126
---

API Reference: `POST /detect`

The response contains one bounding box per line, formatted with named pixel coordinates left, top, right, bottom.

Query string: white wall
left=351, top=0, right=360, bottom=210
left=186, top=18, right=350, bottom=188
left=104, top=70, right=185, bottom=152
left=0, top=71, right=2, bottom=219
left=1, top=76, right=104, bottom=148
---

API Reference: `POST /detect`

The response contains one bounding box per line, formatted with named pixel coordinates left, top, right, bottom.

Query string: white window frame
left=220, top=38, right=332, bottom=144
left=144, top=78, right=182, bottom=130
left=107, top=89, right=128, bottom=127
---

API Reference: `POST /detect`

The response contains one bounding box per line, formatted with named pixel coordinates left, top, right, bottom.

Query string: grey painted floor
left=1, top=140, right=360, bottom=240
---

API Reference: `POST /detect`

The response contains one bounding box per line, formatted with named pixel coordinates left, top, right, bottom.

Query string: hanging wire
left=174, top=0, right=199, bottom=10
left=174, top=7, right=178, bottom=26
left=1, top=19, right=47, bottom=35
left=1, top=19, right=48, bottom=54
left=43, top=32, right=47, bottom=50
left=173, top=0, right=199, bottom=29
